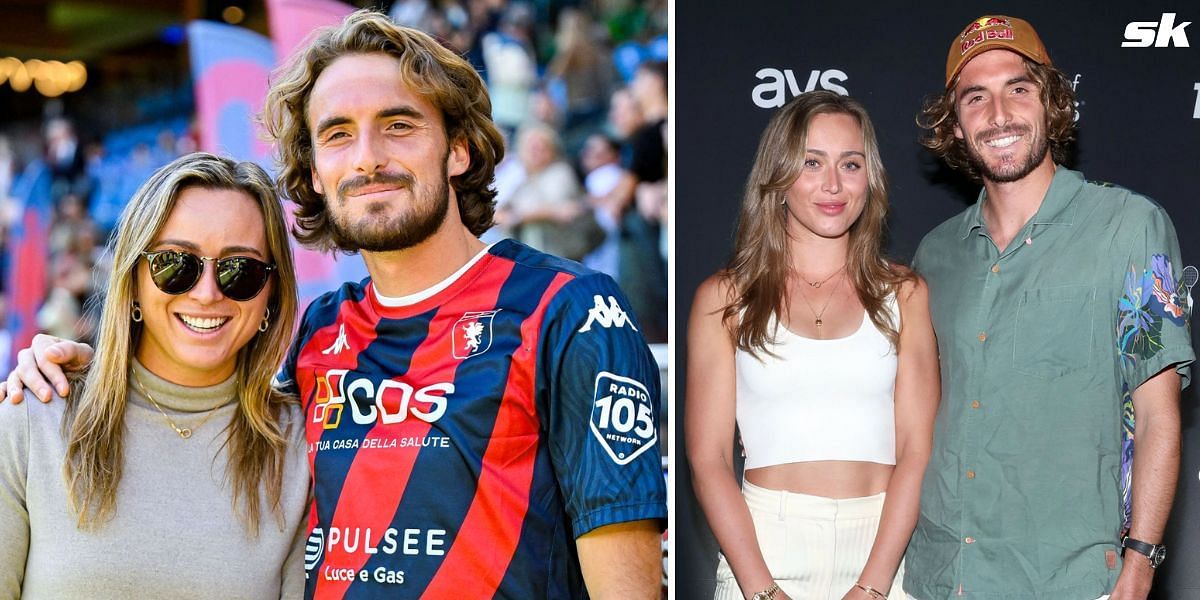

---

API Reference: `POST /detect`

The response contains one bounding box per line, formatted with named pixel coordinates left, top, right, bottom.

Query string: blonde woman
left=686, top=92, right=939, bottom=600
left=0, top=153, right=308, bottom=598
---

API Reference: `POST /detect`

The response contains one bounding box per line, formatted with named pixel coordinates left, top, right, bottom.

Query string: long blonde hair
left=722, top=91, right=912, bottom=357
left=64, top=152, right=299, bottom=532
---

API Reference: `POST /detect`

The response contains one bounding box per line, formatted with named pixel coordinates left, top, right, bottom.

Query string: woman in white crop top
left=687, top=92, right=939, bottom=600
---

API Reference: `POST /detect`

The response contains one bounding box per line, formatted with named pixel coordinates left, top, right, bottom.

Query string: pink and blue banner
left=187, top=14, right=366, bottom=314
left=266, top=0, right=354, bottom=65
left=186, top=20, right=275, bottom=167
left=5, top=162, right=52, bottom=369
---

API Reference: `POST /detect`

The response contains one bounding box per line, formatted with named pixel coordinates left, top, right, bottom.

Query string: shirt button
left=991, top=264, right=1000, bottom=273
left=978, top=332, right=987, bottom=342
left=965, top=537, right=976, bottom=544
left=967, top=470, right=976, bottom=479
left=971, top=400, right=981, bottom=409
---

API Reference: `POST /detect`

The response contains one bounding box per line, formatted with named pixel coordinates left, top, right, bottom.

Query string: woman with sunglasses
left=0, top=153, right=308, bottom=598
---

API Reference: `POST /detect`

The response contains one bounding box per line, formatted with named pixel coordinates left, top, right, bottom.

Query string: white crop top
left=735, top=295, right=899, bottom=468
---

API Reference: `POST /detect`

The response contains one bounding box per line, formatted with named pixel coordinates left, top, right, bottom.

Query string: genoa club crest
left=452, top=310, right=499, bottom=359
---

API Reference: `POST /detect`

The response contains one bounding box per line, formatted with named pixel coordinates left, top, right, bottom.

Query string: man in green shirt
left=904, top=15, right=1194, bottom=600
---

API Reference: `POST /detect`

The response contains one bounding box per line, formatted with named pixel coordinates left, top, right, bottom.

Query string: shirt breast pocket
left=1012, top=285, right=1095, bottom=379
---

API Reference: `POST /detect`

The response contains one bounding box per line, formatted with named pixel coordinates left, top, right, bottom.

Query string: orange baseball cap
left=945, top=15, right=1051, bottom=87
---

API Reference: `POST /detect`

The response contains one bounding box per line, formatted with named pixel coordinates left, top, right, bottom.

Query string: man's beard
left=964, top=124, right=1050, bottom=183
left=327, top=160, right=451, bottom=253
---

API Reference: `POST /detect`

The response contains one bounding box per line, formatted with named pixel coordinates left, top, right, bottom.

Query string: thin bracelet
left=854, top=582, right=888, bottom=599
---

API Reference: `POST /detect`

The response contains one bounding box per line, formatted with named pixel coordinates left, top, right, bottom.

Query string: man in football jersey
left=5, top=10, right=666, bottom=599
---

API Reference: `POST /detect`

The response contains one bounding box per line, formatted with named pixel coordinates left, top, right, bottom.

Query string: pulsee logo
left=1122, top=13, right=1191, bottom=47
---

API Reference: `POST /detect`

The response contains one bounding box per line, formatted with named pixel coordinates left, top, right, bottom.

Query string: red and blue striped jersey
left=278, top=240, right=665, bottom=599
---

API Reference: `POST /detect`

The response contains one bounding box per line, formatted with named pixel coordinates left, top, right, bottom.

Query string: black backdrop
left=674, top=2, right=1200, bottom=598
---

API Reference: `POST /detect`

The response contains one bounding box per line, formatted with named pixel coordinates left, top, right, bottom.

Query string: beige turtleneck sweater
left=0, top=360, right=309, bottom=599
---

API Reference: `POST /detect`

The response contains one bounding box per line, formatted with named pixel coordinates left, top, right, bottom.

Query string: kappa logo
left=578, top=295, right=638, bottom=333
left=452, top=310, right=499, bottom=359
left=321, top=323, right=350, bottom=355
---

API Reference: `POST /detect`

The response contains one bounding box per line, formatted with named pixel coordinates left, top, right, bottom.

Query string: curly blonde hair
left=261, top=10, right=505, bottom=251
left=917, top=59, right=1077, bottom=180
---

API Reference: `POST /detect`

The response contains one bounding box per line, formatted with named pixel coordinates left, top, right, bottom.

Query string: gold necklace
left=132, top=372, right=227, bottom=439
left=796, top=263, right=846, bottom=288
left=795, top=269, right=845, bottom=336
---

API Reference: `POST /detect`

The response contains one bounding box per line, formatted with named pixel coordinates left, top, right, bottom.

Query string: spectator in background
left=388, top=0, right=439, bottom=32
left=482, top=2, right=538, bottom=138
left=607, top=87, right=644, bottom=165
left=580, top=133, right=625, bottom=279
left=497, top=122, right=602, bottom=262
left=44, top=117, right=87, bottom=203
left=0, top=136, right=14, bottom=208
left=596, top=60, right=668, bottom=344
left=461, top=0, right=504, bottom=73
left=41, top=204, right=100, bottom=343
left=547, top=8, right=617, bottom=146
left=152, top=128, right=178, bottom=166
left=47, top=193, right=88, bottom=256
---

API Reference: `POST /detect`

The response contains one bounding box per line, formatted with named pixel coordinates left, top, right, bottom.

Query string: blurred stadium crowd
left=0, top=0, right=669, bottom=370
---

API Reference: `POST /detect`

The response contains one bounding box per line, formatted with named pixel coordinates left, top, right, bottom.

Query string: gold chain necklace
left=132, top=372, right=227, bottom=439
left=795, top=268, right=845, bottom=336
left=796, top=263, right=846, bottom=288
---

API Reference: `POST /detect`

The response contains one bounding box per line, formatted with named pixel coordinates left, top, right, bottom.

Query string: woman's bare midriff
left=744, top=461, right=894, bottom=498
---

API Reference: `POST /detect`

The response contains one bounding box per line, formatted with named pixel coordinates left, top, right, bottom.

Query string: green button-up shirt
left=904, top=168, right=1194, bottom=599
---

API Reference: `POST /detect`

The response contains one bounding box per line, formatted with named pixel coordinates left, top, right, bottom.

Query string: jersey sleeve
left=538, top=272, right=666, bottom=537
left=1116, top=204, right=1195, bottom=390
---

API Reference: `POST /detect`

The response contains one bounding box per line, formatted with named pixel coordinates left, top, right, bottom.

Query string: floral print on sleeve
left=1115, top=253, right=1187, bottom=533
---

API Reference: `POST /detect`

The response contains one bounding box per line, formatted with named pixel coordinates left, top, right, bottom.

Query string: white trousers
left=909, top=593, right=1110, bottom=599
left=713, top=481, right=904, bottom=600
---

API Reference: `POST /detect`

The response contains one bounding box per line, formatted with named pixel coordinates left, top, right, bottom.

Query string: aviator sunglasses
left=141, top=249, right=275, bottom=301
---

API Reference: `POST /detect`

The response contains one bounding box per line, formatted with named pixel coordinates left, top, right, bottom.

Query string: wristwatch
left=751, top=582, right=781, bottom=600
left=1122, top=536, right=1167, bottom=568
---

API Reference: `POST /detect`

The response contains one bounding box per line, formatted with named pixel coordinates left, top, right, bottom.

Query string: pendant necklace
left=795, top=267, right=845, bottom=336
left=132, top=372, right=226, bottom=439
left=796, top=263, right=846, bottom=288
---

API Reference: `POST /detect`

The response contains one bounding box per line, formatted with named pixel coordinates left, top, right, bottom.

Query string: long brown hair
left=261, top=9, right=506, bottom=251
left=917, top=58, right=1077, bottom=180
left=721, top=91, right=911, bottom=357
left=63, top=153, right=299, bottom=533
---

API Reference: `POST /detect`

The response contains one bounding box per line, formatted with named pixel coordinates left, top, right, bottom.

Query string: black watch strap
left=1122, top=536, right=1167, bottom=568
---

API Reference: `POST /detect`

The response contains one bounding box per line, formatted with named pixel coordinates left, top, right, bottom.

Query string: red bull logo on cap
left=960, top=16, right=1012, bottom=41
left=959, top=17, right=1015, bottom=55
